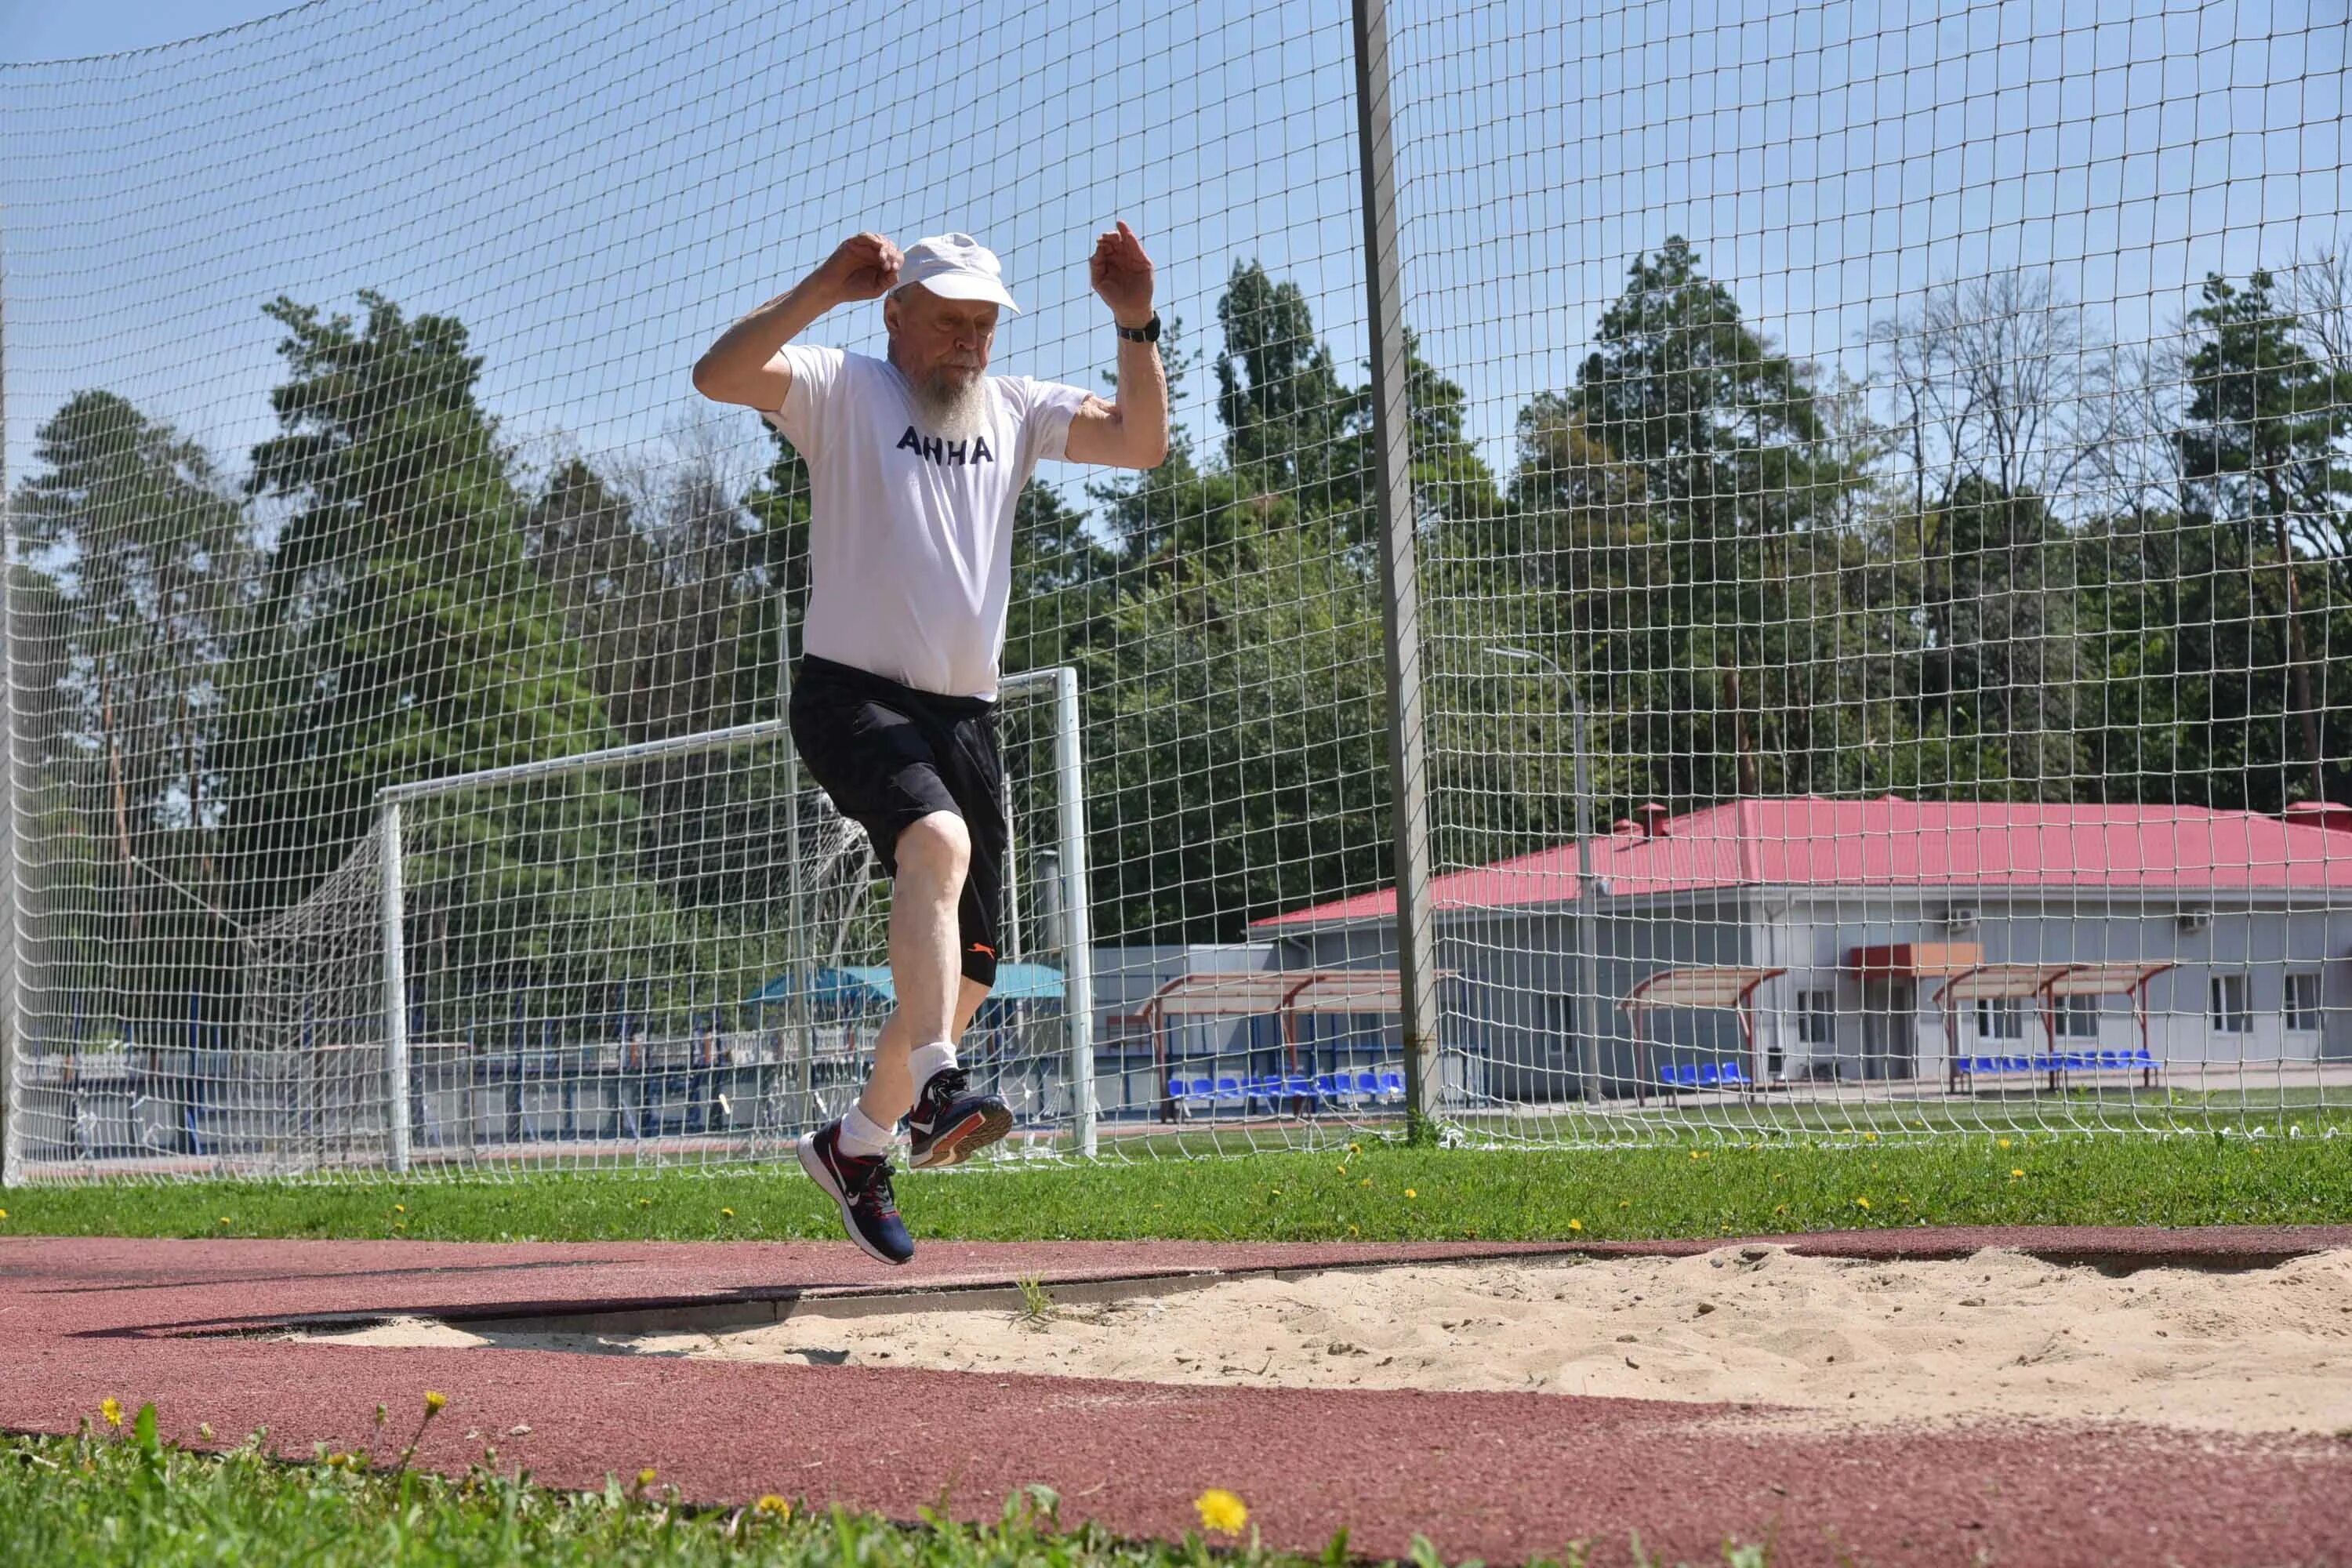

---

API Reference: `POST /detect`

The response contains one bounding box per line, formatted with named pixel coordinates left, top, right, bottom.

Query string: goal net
left=8, top=676, right=1087, bottom=1180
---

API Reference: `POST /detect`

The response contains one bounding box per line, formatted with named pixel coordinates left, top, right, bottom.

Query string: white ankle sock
left=907, top=1040, right=960, bottom=1093
left=837, top=1102, right=896, bottom=1158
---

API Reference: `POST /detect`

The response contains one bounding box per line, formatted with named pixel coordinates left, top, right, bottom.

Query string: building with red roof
left=1245, top=796, right=2352, bottom=1102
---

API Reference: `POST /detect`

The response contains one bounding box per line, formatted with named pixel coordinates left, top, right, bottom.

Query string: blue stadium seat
left=1696, top=1062, right=1721, bottom=1087
left=1213, top=1075, right=1243, bottom=1105
left=1719, top=1061, right=1749, bottom=1085
left=1284, top=1073, right=1317, bottom=1098
left=1375, top=1070, right=1405, bottom=1099
left=1355, top=1071, right=1380, bottom=1094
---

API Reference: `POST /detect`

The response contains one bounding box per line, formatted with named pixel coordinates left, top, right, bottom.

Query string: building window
left=2284, top=973, right=2321, bottom=1033
left=1975, top=996, right=2024, bottom=1040
left=1795, top=989, right=1835, bottom=1047
left=2055, top=995, right=2101, bottom=1039
left=2209, top=973, right=2251, bottom=1035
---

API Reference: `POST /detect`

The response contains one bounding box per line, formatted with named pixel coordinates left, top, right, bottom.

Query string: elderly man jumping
left=692, top=225, right=1167, bottom=1263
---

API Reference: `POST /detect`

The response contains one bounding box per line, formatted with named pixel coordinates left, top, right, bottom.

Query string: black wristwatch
left=1116, top=313, right=1161, bottom=344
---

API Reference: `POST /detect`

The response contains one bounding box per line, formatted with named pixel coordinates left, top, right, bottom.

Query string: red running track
left=3, top=1228, right=2348, bottom=1566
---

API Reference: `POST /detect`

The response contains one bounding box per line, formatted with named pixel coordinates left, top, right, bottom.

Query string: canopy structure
left=1132, top=969, right=1438, bottom=1122
left=1617, top=965, right=1788, bottom=1105
left=745, top=963, right=1066, bottom=1010
left=1930, top=960, right=2175, bottom=1086
left=1138, top=968, right=1428, bottom=1020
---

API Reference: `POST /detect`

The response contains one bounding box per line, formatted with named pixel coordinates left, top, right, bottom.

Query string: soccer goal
left=5, top=669, right=1089, bottom=1181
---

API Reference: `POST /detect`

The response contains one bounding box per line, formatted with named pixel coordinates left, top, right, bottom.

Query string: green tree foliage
left=231, top=292, right=724, bottom=1038
left=2173, top=270, right=2351, bottom=807
left=8, top=390, right=256, bottom=1028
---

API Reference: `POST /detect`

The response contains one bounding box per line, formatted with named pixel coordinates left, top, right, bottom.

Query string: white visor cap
left=891, top=233, right=1021, bottom=314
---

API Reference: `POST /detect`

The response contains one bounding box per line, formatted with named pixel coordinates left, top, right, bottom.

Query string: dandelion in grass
left=393, top=1203, right=405, bottom=1214
left=218, top=1218, right=230, bottom=1226
left=100, top=1398, right=122, bottom=1428
left=637, top=1467, right=659, bottom=1490
left=0, top=1208, right=9, bottom=1220
left=1864, top=1132, right=1878, bottom=1142
left=1568, top=1219, right=1583, bottom=1232
left=721, top=1208, right=735, bottom=1219
left=1854, top=1197, right=1871, bottom=1210
left=2011, top=1168, right=2025, bottom=1179
left=1195, top=1487, right=1249, bottom=1535
left=1998, top=1138, right=2013, bottom=1149
left=1359, top=1177, right=1371, bottom=1188
left=424, top=1390, right=447, bottom=1415
left=755, top=1494, right=790, bottom=1520
left=1404, top=1189, right=1417, bottom=1200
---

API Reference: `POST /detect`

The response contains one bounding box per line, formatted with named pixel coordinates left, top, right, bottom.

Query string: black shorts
left=787, top=655, right=1006, bottom=989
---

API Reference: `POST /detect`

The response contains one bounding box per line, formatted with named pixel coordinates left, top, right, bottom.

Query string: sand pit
left=307, top=1246, right=2352, bottom=1436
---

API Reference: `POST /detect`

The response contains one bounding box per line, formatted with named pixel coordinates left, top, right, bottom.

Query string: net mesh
left=3, top=0, right=2349, bottom=1182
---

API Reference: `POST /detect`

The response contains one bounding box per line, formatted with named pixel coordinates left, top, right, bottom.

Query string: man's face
left=886, top=285, right=998, bottom=390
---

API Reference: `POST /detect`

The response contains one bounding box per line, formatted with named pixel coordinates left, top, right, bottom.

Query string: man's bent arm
left=1065, top=222, right=1170, bottom=469
left=692, top=232, right=902, bottom=412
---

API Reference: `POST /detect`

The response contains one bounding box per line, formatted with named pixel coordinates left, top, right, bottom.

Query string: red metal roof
left=1249, top=797, right=2352, bottom=930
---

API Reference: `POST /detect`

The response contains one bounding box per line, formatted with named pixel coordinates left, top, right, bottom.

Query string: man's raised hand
left=822, top=232, right=902, bottom=303
left=1090, top=222, right=1156, bottom=326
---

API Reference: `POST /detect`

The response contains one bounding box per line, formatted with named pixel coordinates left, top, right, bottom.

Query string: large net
left=4, top=0, right=2349, bottom=1182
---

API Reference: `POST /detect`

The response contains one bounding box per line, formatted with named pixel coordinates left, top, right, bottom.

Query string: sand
left=307, top=1247, right=2352, bottom=1436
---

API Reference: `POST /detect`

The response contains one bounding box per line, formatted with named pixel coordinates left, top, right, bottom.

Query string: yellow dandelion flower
left=721, top=1208, right=735, bottom=1218
left=755, top=1494, right=790, bottom=1518
left=1195, top=1487, right=1249, bottom=1535
left=1864, top=1132, right=1878, bottom=1142
left=1403, top=1188, right=1417, bottom=1199
left=1620, top=1200, right=1630, bottom=1208
left=2011, top=1168, right=2025, bottom=1178
left=1347, top=1142, right=1362, bottom=1153
left=1359, top=1177, right=1371, bottom=1188
left=0, top=1208, right=9, bottom=1219
left=392, top=1203, right=405, bottom=1213
left=1854, top=1196, right=1871, bottom=1210
left=217, top=1218, right=230, bottom=1226
left=1998, top=1138, right=2013, bottom=1149
left=100, top=1398, right=122, bottom=1428
left=423, top=1390, right=447, bottom=1415
left=1567, top=1218, right=1583, bottom=1232
left=637, top=1467, right=659, bottom=1490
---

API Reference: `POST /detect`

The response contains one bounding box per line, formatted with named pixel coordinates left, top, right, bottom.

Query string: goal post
left=361, top=672, right=1091, bottom=1178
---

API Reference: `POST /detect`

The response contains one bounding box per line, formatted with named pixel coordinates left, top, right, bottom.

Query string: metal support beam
left=1353, top=0, right=1443, bottom=1135
left=377, top=800, right=411, bottom=1175
left=0, top=236, right=21, bottom=1188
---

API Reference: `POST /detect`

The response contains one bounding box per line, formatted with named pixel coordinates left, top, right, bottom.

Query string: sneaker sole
left=796, top=1134, right=911, bottom=1266
left=907, top=1102, right=1014, bottom=1170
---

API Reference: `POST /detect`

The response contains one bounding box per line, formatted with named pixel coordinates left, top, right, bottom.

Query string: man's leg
left=855, top=809, right=971, bottom=1130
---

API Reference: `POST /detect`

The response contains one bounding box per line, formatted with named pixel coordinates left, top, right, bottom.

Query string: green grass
left=5, top=1128, right=2349, bottom=1245
left=0, top=1414, right=1766, bottom=1568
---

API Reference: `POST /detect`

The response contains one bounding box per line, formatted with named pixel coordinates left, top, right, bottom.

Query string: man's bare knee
left=895, top=811, right=971, bottom=889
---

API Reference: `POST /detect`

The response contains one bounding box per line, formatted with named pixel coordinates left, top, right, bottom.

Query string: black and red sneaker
left=797, top=1121, right=914, bottom=1265
left=906, top=1067, right=1013, bottom=1170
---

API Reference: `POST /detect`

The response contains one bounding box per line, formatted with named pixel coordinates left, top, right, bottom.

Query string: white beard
left=908, top=368, right=992, bottom=445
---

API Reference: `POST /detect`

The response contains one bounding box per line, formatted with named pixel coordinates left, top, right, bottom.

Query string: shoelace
left=842, top=1154, right=899, bottom=1218
left=925, top=1067, right=971, bottom=1104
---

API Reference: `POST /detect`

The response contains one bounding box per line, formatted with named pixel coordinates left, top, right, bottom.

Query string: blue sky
left=4, top=0, right=2350, bottom=505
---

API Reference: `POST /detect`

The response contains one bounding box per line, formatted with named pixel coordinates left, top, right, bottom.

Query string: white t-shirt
left=764, top=345, right=1091, bottom=699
